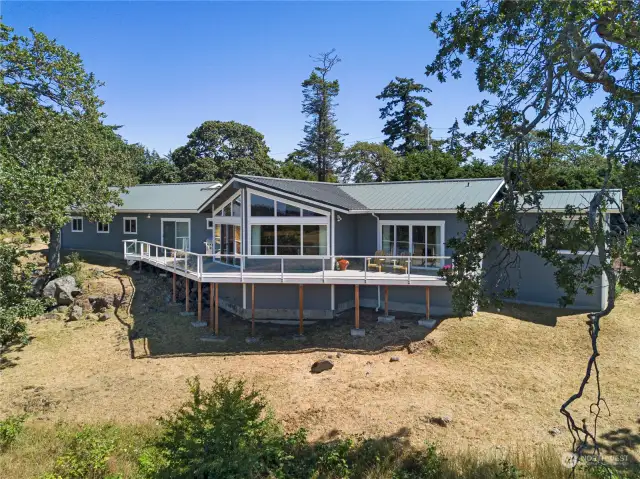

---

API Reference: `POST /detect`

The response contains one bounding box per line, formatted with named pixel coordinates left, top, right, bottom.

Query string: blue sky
left=4, top=1, right=489, bottom=160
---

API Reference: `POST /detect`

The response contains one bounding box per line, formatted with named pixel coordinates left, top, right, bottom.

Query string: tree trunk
left=48, top=228, right=62, bottom=272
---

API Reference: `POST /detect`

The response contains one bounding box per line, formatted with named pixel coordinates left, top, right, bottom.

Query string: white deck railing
left=123, top=239, right=452, bottom=285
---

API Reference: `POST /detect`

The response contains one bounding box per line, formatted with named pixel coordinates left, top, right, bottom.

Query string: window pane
left=303, top=209, right=324, bottom=217
left=396, top=226, right=410, bottom=254
left=223, top=204, right=232, bottom=216
left=232, top=197, right=242, bottom=216
left=127, top=219, right=137, bottom=233
left=214, top=225, right=221, bottom=253
left=412, top=226, right=426, bottom=267
left=303, top=225, right=327, bottom=255
left=426, top=226, right=442, bottom=267
left=251, top=225, right=275, bottom=255
left=382, top=225, right=394, bottom=254
left=277, top=225, right=301, bottom=255
left=277, top=201, right=300, bottom=217
left=251, top=194, right=275, bottom=216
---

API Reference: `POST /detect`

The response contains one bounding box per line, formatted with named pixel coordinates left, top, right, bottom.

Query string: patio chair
left=367, top=250, right=387, bottom=272
left=392, top=252, right=410, bottom=273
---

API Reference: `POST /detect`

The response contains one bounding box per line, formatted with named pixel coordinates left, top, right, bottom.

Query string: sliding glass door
left=161, top=219, right=190, bottom=251
left=380, top=222, right=444, bottom=268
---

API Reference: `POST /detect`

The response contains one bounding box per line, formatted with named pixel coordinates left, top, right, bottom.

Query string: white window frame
left=160, top=218, right=191, bottom=251
left=542, top=216, right=593, bottom=255
left=247, top=189, right=330, bottom=256
left=206, top=218, right=214, bottom=230
left=378, top=220, right=446, bottom=269
left=213, top=191, right=242, bottom=221
left=123, top=217, right=138, bottom=235
left=97, top=221, right=110, bottom=234
left=71, top=216, right=83, bottom=233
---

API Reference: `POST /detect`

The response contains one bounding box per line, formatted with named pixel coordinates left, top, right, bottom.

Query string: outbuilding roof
left=236, top=175, right=505, bottom=212
left=115, top=182, right=221, bottom=212
left=529, top=189, right=623, bottom=213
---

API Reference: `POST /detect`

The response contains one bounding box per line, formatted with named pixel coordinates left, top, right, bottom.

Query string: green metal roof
left=115, top=182, right=220, bottom=212
left=533, top=189, right=623, bottom=213
left=238, top=175, right=504, bottom=211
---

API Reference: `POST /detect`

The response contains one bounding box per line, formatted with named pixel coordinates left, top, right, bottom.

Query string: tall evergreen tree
left=446, top=118, right=470, bottom=162
left=298, top=50, right=345, bottom=182
left=377, top=77, right=432, bottom=154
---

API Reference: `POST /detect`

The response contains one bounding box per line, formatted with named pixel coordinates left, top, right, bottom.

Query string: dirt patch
left=1, top=253, right=639, bottom=462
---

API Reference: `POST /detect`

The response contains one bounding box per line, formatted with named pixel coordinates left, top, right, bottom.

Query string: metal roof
left=238, top=175, right=504, bottom=212
left=115, top=182, right=221, bottom=212
left=533, top=189, right=623, bottom=213
left=338, top=178, right=504, bottom=211
left=237, top=176, right=367, bottom=211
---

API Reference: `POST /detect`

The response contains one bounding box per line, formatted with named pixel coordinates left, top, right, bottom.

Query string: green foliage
left=0, top=414, right=26, bottom=451
left=341, top=141, right=398, bottom=182
left=377, top=77, right=432, bottom=154
left=390, top=149, right=463, bottom=181
left=0, top=243, right=44, bottom=350
left=297, top=50, right=345, bottom=182
left=278, top=153, right=318, bottom=181
left=0, top=22, right=136, bottom=271
left=42, top=426, right=120, bottom=479
left=172, top=121, right=278, bottom=182
left=139, top=376, right=284, bottom=479
left=58, top=252, right=84, bottom=285
left=131, top=146, right=180, bottom=184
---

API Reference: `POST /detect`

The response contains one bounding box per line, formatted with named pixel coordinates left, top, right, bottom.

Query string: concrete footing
left=350, top=328, right=366, bottom=337
left=200, top=335, right=229, bottom=343
left=179, top=311, right=195, bottom=317
left=418, top=319, right=437, bottom=328
left=245, top=336, right=260, bottom=344
left=377, top=315, right=395, bottom=323
left=190, top=321, right=207, bottom=328
left=292, top=334, right=307, bottom=341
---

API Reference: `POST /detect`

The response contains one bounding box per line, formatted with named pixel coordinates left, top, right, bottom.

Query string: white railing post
left=281, top=258, right=284, bottom=282
left=322, top=258, right=325, bottom=283
left=364, top=257, right=368, bottom=283
left=240, top=256, right=244, bottom=282
left=198, top=255, right=202, bottom=278
left=408, top=257, right=411, bottom=284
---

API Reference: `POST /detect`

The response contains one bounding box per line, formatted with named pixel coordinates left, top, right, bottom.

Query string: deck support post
left=197, top=281, right=202, bottom=322
left=185, top=278, right=190, bottom=312
left=298, top=284, right=304, bottom=336
left=209, top=283, right=214, bottom=329
left=172, top=272, right=176, bottom=303
left=251, top=283, right=256, bottom=337
left=377, top=285, right=395, bottom=323
left=214, top=283, right=219, bottom=336
left=351, top=284, right=365, bottom=336
left=426, top=286, right=430, bottom=320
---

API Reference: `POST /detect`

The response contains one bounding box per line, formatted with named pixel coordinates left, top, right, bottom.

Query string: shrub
left=0, top=243, right=44, bottom=351
left=139, top=377, right=285, bottom=479
left=42, top=426, right=119, bottom=479
left=0, top=414, right=26, bottom=451
left=58, top=252, right=84, bottom=286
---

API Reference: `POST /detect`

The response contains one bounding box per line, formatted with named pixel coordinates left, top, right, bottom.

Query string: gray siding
left=62, top=213, right=212, bottom=254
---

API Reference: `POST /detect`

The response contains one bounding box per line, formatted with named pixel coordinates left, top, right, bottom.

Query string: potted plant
left=336, top=257, right=350, bottom=271
left=438, top=264, right=453, bottom=278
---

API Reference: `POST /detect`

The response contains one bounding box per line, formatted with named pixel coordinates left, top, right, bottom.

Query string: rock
left=90, top=296, right=110, bottom=313
left=57, top=290, right=74, bottom=306
left=98, top=313, right=111, bottom=322
left=43, top=276, right=82, bottom=306
left=336, top=352, right=343, bottom=358
left=430, top=415, right=453, bottom=427
left=30, top=275, right=48, bottom=297
left=327, top=354, right=333, bottom=359
left=85, top=313, right=99, bottom=321
left=549, top=426, right=562, bottom=436
left=390, top=356, right=400, bottom=362
left=68, top=305, right=83, bottom=322
left=310, top=359, right=334, bottom=374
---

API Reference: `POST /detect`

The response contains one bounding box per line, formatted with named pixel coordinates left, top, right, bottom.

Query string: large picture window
left=380, top=222, right=444, bottom=268
left=248, top=191, right=330, bottom=256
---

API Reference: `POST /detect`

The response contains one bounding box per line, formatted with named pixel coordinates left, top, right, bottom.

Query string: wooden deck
left=126, top=253, right=448, bottom=286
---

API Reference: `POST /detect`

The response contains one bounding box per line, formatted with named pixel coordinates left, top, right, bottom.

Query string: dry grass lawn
left=1, top=251, right=639, bottom=472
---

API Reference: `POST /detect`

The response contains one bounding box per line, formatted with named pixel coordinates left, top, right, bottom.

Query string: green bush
left=0, top=243, right=44, bottom=351
left=41, top=426, right=120, bottom=479
left=58, top=252, right=84, bottom=286
left=139, top=376, right=285, bottom=479
left=0, top=414, right=26, bottom=451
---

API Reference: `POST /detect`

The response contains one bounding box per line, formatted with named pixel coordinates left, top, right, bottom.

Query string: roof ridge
left=237, top=175, right=342, bottom=186
left=130, top=181, right=221, bottom=187
left=338, top=177, right=503, bottom=186
left=536, top=188, right=623, bottom=193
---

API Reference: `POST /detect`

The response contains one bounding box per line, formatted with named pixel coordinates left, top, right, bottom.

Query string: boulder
left=43, top=276, right=82, bottom=306
left=89, top=296, right=110, bottom=312
left=30, top=275, right=48, bottom=298
left=68, top=305, right=83, bottom=322
left=98, top=312, right=111, bottom=322
left=310, top=360, right=334, bottom=374
left=430, top=415, right=453, bottom=427
left=390, top=356, right=401, bottom=362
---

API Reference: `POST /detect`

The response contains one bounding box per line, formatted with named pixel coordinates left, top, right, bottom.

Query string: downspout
left=372, top=212, right=381, bottom=312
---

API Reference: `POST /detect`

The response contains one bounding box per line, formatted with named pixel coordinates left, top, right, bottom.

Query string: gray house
left=61, top=176, right=619, bottom=333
